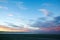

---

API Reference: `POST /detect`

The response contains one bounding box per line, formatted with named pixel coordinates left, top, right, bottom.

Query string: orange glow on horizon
left=0, top=25, right=29, bottom=32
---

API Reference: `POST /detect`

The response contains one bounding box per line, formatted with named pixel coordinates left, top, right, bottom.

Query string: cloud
left=24, top=25, right=39, bottom=30
left=30, top=16, right=60, bottom=28
left=3, top=22, right=40, bottom=32
left=0, top=23, right=39, bottom=32
left=31, top=18, right=52, bottom=28
left=8, top=14, right=13, bottom=17
left=30, top=16, right=60, bottom=32
left=39, top=27, right=60, bottom=32
left=54, top=16, right=60, bottom=22
left=53, top=16, right=60, bottom=26
left=38, top=9, right=49, bottom=16
left=39, top=9, right=48, bottom=12
left=16, top=2, right=27, bottom=10
left=1, top=16, right=60, bottom=33
left=0, top=6, right=8, bottom=10
left=38, top=9, right=53, bottom=16
left=0, top=25, right=29, bottom=32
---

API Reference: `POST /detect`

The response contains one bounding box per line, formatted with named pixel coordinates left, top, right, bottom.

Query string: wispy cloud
left=0, top=6, right=8, bottom=10
left=38, top=9, right=53, bottom=17
left=39, top=9, right=48, bottom=16
left=16, top=2, right=27, bottom=10
left=8, top=14, right=13, bottom=17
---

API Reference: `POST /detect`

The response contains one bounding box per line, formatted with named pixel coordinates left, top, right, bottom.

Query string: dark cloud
left=54, top=16, right=60, bottom=22
left=53, top=16, right=60, bottom=26
left=47, top=12, right=54, bottom=17
left=30, top=16, right=60, bottom=28
left=30, top=17, right=46, bottom=27
left=5, top=22, right=20, bottom=27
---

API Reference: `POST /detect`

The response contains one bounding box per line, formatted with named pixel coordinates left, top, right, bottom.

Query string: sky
left=0, top=0, right=60, bottom=34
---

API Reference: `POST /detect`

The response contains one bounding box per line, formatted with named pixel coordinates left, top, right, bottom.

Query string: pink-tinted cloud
left=39, top=9, right=49, bottom=16
left=38, top=9, right=53, bottom=17
left=39, top=27, right=60, bottom=32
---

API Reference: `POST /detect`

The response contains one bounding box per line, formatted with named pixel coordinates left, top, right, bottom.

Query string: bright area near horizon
left=0, top=0, right=60, bottom=34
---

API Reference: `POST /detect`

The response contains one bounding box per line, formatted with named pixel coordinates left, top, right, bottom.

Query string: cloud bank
left=30, top=16, right=60, bottom=32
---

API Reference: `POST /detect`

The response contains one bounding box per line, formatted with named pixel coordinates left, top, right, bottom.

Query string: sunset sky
left=0, top=0, right=60, bottom=34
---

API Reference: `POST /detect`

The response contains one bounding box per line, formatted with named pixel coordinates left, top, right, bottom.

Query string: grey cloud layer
left=30, top=16, right=60, bottom=28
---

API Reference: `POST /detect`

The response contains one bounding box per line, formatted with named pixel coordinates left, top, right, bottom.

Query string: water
left=0, top=34, right=60, bottom=40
